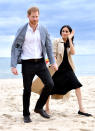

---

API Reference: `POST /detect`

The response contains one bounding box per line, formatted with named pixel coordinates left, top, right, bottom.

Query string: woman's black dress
left=51, top=43, right=82, bottom=95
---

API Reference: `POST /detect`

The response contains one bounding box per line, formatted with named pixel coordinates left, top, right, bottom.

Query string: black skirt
left=51, top=43, right=82, bottom=95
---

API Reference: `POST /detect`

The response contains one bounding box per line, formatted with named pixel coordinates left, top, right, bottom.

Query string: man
left=11, top=6, right=58, bottom=123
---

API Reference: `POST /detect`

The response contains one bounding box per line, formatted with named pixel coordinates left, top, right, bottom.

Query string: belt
left=22, top=58, right=44, bottom=63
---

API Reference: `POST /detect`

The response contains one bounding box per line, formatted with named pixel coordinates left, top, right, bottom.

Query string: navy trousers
left=22, top=58, right=54, bottom=116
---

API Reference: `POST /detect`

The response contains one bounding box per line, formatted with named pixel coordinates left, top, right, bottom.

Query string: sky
left=0, top=0, right=95, bottom=57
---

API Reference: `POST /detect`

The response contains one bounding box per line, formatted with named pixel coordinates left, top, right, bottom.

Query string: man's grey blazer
left=11, top=23, right=55, bottom=67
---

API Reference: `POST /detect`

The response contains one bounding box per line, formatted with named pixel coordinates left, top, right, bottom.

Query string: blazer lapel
left=18, top=23, right=28, bottom=40
left=39, top=25, right=45, bottom=45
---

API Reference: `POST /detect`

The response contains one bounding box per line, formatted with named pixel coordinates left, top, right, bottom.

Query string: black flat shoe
left=34, top=108, right=50, bottom=119
left=23, top=116, right=32, bottom=123
left=78, top=111, right=92, bottom=117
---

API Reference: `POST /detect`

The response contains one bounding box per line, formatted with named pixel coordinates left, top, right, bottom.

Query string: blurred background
left=0, top=0, right=95, bottom=78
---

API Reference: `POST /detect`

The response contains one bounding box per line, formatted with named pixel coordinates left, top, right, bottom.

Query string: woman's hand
left=51, top=63, right=58, bottom=71
left=68, top=30, right=75, bottom=39
left=68, top=30, right=75, bottom=55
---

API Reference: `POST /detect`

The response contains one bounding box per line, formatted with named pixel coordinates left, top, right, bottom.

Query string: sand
left=0, top=76, right=95, bottom=131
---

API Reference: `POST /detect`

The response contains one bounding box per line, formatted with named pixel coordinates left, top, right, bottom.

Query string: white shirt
left=21, top=24, right=42, bottom=60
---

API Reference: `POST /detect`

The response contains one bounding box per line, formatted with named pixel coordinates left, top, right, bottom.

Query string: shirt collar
left=28, top=23, right=39, bottom=31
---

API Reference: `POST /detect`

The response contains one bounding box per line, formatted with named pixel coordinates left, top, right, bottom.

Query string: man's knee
left=23, top=88, right=31, bottom=95
left=47, top=79, right=54, bottom=90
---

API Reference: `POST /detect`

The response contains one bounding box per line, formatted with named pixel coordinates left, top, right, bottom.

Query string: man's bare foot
left=45, top=109, right=50, bottom=114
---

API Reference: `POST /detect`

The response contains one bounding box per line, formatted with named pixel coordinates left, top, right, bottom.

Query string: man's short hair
left=27, top=6, right=40, bottom=15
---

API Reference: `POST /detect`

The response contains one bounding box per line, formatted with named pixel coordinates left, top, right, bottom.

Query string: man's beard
left=30, top=20, right=38, bottom=25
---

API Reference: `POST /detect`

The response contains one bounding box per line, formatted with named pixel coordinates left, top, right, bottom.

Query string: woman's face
left=61, top=27, right=70, bottom=40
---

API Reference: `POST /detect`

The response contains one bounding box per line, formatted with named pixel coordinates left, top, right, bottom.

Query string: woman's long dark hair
left=60, top=25, right=74, bottom=47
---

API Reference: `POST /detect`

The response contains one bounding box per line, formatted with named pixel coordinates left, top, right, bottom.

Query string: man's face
left=28, top=11, right=39, bottom=25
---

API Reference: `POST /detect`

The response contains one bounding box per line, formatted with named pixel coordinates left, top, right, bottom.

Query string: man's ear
left=27, top=14, right=29, bottom=18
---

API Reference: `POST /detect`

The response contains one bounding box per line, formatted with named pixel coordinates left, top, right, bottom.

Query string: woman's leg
left=45, top=96, right=50, bottom=114
left=75, top=87, right=92, bottom=116
left=75, top=88, right=85, bottom=112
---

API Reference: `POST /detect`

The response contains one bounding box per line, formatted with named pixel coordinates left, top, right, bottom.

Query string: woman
left=45, top=25, right=92, bottom=116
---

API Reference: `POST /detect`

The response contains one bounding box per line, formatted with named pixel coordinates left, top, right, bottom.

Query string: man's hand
left=11, top=67, right=18, bottom=75
left=51, top=63, right=58, bottom=71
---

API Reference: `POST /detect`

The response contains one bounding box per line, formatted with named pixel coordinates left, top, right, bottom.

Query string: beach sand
left=0, top=76, right=95, bottom=131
